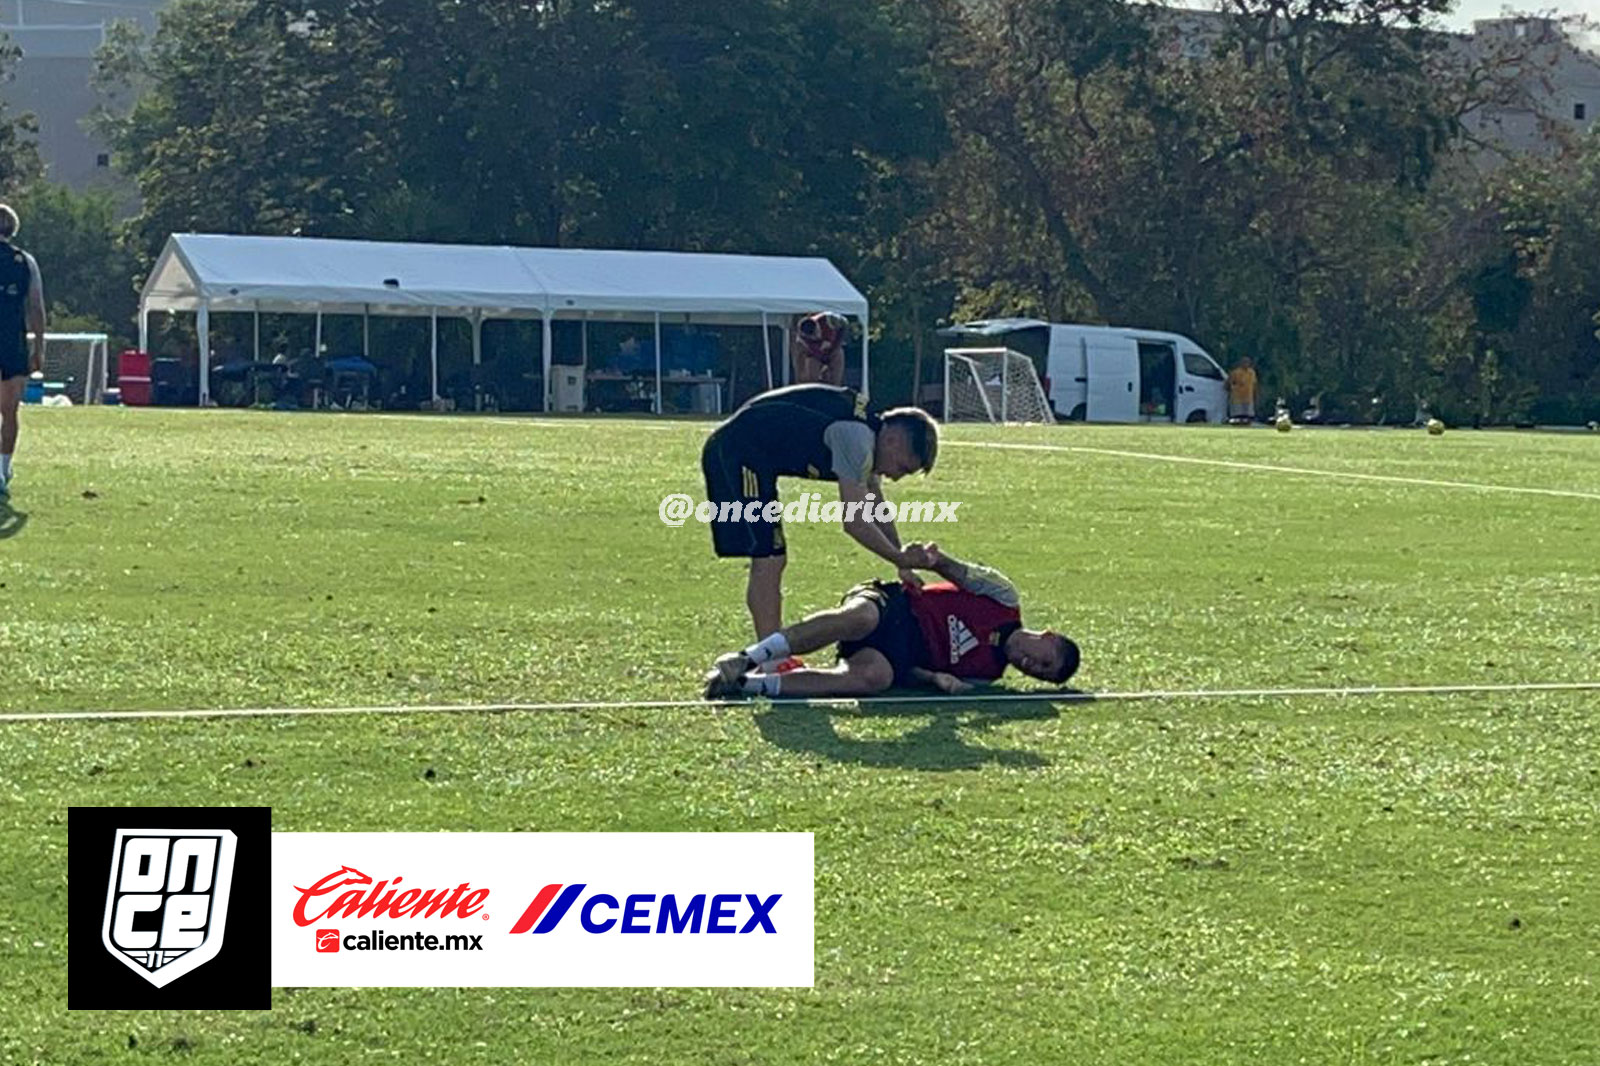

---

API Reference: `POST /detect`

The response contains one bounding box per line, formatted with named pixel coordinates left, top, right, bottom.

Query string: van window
left=1183, top=352, right=1224, bottom=380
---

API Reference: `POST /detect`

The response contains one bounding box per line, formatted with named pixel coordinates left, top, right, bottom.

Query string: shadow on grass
left=0, top=501, right=27, bottom=540
left=752, top=689, right=1089, bottom=772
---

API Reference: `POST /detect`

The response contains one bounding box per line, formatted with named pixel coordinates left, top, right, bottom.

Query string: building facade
left=0, top=0, right=163, bottom=189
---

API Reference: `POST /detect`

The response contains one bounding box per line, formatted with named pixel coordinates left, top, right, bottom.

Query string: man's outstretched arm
left=908, top=667, right=978, bottom=695
left=837, top=475, right=935, bottom=572
left=926, top=549, right=1020, bottom=607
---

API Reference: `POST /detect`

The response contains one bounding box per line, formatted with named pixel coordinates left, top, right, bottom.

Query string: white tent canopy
left=139, top=233, right=871, bottom=408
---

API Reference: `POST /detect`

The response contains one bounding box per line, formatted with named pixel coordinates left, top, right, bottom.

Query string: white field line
left=946, top=440, right=1600, bottom=501
left=362, top=413, right=684, bottom=433
left=3, top=681, right=1597, bottom=725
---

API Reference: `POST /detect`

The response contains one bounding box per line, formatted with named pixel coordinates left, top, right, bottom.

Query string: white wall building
left=1156, top=6, right=1599, bottom=161
left=0, top=0, right=164, bottom=189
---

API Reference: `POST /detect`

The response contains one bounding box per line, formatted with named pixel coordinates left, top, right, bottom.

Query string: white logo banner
left=271, top=833, right=814, bottom=987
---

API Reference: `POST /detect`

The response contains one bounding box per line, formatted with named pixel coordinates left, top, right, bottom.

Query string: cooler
left=551, top=366, right=585, bottom=412
left=119, top=349, right=153, bottom=406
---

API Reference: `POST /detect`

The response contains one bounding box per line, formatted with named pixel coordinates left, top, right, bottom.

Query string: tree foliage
left=68, top=0, right=1600, bottom=418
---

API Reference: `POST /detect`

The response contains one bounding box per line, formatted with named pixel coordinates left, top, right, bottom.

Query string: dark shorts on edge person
left=700, top=423, right=786, bottom=558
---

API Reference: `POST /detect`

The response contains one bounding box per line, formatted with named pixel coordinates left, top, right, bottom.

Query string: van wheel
left=1186, top=409, right=1208, bottom=423
left=1069, top=403, right=1087, bottom=421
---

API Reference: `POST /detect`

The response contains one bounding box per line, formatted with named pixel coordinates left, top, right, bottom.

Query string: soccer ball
left=1275, top=414, right=1292, bottom=433
left=1426, top=418, right=1445, bottom=436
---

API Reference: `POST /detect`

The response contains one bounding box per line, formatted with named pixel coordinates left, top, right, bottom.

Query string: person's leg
left=0, top=376, right=22, bottom=488
left=704, top=430, right=783, bottom=635
left=706, top=595, right=884, bottom=698
left=781, top=597, right=878, bottom=656
left=746, top=554, right=786, bottom=640
left=712, top=594, right=877, bottom=688
left=752, top=648, right=894, bottom=699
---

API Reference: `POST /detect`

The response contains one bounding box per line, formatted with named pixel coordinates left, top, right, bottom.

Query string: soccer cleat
left=702, top=667, right=749, bottom=701
left=708, top=650, right=753, bottom=688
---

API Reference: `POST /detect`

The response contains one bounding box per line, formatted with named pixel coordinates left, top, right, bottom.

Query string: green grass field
left=2, top=408, right=1597, bottom=1064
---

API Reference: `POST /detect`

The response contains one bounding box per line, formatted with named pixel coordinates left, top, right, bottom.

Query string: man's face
left=1006, top=630, right=1065, bottom=681
left=873, top=426, right=921, bottom=481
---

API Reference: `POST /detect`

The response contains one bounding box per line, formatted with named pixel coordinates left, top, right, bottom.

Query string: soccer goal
left=30, top=332, right=111, bottom=405
left=942, top=347, right=1055, bottom=424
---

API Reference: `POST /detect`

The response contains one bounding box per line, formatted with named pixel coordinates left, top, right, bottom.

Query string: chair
left=327, top=356, right=378, bottom=410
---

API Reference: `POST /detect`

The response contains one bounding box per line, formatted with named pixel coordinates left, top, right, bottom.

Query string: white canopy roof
left=140, top=234, right=869, bottom=322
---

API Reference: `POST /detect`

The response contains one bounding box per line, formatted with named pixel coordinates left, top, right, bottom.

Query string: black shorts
left=701, top=427, right=786, bottom=558
left=837, top=580, right=922, bottom=685
left=0, top=344, right=26, bottom=382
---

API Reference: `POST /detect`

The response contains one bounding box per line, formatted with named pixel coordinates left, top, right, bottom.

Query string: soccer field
left=3, top=408, right=1597, bottom=1063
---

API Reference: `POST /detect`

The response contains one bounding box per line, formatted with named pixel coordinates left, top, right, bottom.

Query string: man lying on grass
left=703, top=546, right=1079, bottom=700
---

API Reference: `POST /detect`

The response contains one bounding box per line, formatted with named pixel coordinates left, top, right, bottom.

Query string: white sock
left=0, top=455, right=10, bottom=480
left=742, top=674, right=782, bottom=697
left=742, top=632, right=791, bottom=666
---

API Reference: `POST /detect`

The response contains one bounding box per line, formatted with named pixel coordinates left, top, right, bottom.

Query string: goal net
left=32, top=332, right=111, bottom=405
left=942, top=347, right=1055, bottom=424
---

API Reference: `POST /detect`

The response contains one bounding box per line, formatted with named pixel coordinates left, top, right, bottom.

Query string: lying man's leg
left=706, top=594, right=881, bottom=697
left=757, top=648, right=894, bottom=699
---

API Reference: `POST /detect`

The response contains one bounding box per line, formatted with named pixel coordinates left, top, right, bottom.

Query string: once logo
left=100, top=829, right=237, bottom=988
left=292, top=866, right=490, bottom=926
left=315, top=929, right=341, bottom=953
left=510, top=884, right=781, bottom=935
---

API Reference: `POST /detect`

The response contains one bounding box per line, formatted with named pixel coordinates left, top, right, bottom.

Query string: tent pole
left=943, top=347, right=950, bottom=424
left=197, top=302, right=212, bottom=406
left=138, top=306, right=148, bottom=354
left=430, top=311, right=439, bottom=406
left=362, top=306, right=370, bottom=359
left=761, top=311, right=772, bottom=391
left=780, top=324, right=791, bottom=386
left=653, top=311, right=662, bottom=415
left=541, top=313, right=552, bottom=413
left=314, top=311, right=323, bottom=361
left=471, top=313, right=483, bottom=412
left=861, top=311, right=870, bottom=397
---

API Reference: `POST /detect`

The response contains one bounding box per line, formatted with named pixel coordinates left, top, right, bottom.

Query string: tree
left=11, top=183, right=142, bottom=344
left=93, top=0, right=400, bottom=270
left=0, top=35, right=43, bottom=195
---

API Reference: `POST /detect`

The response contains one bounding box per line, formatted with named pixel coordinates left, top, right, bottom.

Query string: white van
left=937, top=318, right=1230, bottom=424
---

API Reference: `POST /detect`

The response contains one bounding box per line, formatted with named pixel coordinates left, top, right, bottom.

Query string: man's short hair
left=0, top=205, right=17, bottom=238
left=880, top=407, right=939, bottom=474
left=1048, top=636, right=1081, bottom=684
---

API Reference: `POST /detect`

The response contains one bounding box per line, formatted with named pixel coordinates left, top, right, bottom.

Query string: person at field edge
left=0, top=204, right=46, bottom=498
left=703, top=544, right=1079, bottom=699
left=790, top=311, right=849, bottom=386
left=700, top=382, right=940, bottom=671
left=1226, top=356, right=1257, bottom=425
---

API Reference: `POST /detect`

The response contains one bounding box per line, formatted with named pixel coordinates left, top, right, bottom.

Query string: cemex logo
left=510, top=884, right=782, bottom=935
left=292, top=866, right=490, bottom=926
left=69, top=807, right=271, bottom=1009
